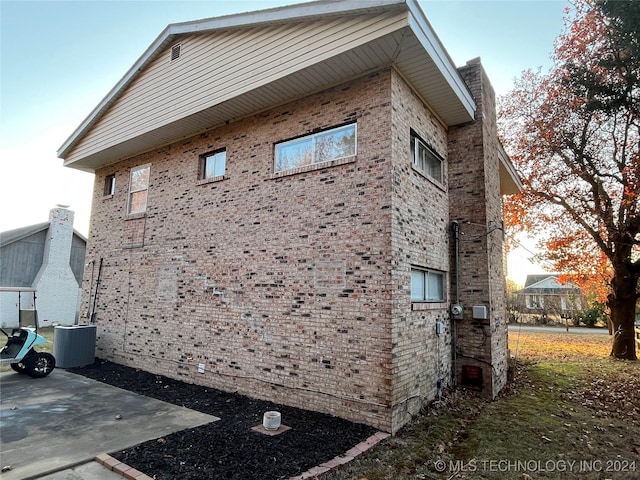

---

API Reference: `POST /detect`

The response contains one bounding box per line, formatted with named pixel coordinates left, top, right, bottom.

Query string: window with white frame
left=200, top=149, right=226, bottom=180
left=274, top=123, right=356, bottom=173
left=411, top=267, right=445, bottom=302
left=410, top=131, right=443, bottom=183
left=128, top=164, right=150, bottom=215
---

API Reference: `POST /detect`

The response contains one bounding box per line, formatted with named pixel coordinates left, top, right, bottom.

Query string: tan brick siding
left=81, top=62, right=508, bottom=433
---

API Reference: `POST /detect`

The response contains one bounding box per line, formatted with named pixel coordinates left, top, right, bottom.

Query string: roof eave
left=59, top=0, right=478, bottom=169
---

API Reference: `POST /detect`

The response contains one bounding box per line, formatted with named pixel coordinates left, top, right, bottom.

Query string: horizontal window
left=274, top=123, right=356, bottom=173
left=411, top=268, right=445, bottom=302
left=410, top=131, right=443, bottom=184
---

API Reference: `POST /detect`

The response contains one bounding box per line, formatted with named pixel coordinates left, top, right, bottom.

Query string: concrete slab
left=0, top=369, right=219, bottom=480
left=29, top=461, right=124, bottom=480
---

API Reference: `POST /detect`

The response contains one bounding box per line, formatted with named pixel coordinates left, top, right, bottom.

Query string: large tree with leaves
left=499, top=0, right=639, bottom=359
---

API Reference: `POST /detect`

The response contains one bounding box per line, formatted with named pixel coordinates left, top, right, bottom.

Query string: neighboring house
left=0, top=207, right=86, bottom=327
left=57, top=0, right=521, bottom=433
left=517, top=274, right=584, bottom=319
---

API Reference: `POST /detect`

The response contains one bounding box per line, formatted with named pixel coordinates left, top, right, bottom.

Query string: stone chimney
left=32, top=206, right=81, bottom=325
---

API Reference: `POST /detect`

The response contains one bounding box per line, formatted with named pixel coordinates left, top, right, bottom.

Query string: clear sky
left=0, top=0, right=569, bottom=285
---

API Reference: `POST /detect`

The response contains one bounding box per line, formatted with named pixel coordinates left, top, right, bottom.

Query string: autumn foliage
left=499, top=0, right=639, bottom=359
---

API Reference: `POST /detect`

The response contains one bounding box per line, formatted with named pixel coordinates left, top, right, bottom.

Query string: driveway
left=0, top=369, right=218, bottom=480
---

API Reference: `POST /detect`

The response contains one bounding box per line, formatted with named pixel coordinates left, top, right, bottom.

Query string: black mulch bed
left=69, top=359, right=378, bottom=480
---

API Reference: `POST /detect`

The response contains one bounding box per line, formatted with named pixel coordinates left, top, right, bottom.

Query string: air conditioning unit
left=53, top=325, right=97, bottom=368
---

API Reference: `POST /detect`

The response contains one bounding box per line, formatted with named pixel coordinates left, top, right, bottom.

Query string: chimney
left=32, top=206, right=81, bottom=325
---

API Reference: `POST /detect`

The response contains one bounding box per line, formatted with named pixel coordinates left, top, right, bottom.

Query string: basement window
left=127, top=164, right=150, bottom=215
left=274, top=123, right=356, bottom=173
left=411, top=267, right=445, bottom=302
left=410, top=130, right=443, bottom=184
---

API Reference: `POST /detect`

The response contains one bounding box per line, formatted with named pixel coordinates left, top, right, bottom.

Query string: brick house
left=517, top=274, right=584, bottom=320
left=58, top=0, right=521, bottom=433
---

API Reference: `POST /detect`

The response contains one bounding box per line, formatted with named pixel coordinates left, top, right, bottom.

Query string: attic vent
left=171, top=44, right=182, bottom=61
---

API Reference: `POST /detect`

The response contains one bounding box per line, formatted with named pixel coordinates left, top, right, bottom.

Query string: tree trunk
left=607, top=267, right=638, bottom=360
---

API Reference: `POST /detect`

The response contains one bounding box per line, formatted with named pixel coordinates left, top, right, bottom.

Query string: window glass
left=410, top=132, right=443, bottom=183
left=411, top=268, right=445, bottom=302
left=427, top=271, right=444, bottom=301
left=202, top=150, right=226, bottom=179
left=411, top=270, right=425, bottom=301
left=104, top=174, right=115, bottom=196
left=275, top=123, right=356, bottom=173
left=128, top=165, right=150, bottom=214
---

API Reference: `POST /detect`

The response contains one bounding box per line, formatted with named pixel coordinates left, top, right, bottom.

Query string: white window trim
left=411, top=267, right=446, bottom=303
left=410, top=131, right=444, bottom=185
left=127, top=163, right=151, bottom=215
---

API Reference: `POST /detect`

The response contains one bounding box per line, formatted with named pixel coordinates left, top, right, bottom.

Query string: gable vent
left=171, top=44, right=181, bottom=61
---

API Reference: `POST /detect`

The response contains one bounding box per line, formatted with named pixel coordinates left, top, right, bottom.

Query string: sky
left=0, top=0, right=569, bottom=285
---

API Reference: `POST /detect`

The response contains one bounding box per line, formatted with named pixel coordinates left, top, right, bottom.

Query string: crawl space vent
left=171, top=44, right=181, bottom=61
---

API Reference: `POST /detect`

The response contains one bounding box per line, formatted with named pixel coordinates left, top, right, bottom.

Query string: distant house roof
left=0, top=223, right=87, bottom=247
left=518, top=274, right=582, bottom=295
left=57, top=0, right=478, bottom=172
left=0, top=222, right=87, bottom=288
left=0, top=222, right=50, bottom=248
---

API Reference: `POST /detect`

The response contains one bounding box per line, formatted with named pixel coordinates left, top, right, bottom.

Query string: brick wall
left=389, top=70, right=452, bottom=432
left=84, top=71, right=398, bottom=431
left=82, top=63, right=508, bottom=432
left=447, top=59, right=508, bottom=397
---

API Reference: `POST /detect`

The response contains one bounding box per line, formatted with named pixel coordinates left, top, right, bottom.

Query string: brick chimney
left=32, top=206, right=81, bottom=325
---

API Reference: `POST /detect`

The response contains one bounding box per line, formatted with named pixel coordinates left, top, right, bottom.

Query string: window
left=274, top=123, right=356, bottom=173
left=411, top=268, right=445, bottom=302
left=526, top=295, right=544, bottom=309
left=200, top=149, right=226, bottom=180
left=104, top=174, right=115, bottom=196
left=410, top=131, right=443, bottom=183
left=128, top=164, right=150, bottom=215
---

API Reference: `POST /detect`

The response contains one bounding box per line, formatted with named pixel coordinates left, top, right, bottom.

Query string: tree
left=499, top=0, right=639, bottom=359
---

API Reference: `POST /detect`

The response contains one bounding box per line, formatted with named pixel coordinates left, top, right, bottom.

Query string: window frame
left=410, top=267, right=446, bottom=303
left=127, top=164, right=151, bottom=215
left=410, top=130, right=444, bottom=184
left=274, top=123, right=357, bottom=174
left=104, top=174, right=116, bottom=197
left=199, top=149, right=227, bottom=181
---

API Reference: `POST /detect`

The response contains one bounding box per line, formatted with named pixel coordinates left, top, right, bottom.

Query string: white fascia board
left=405, top=0, right=475, bottom=119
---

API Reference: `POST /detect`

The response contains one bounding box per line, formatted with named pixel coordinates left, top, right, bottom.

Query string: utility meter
left=450, top=303, right=464, bottom=320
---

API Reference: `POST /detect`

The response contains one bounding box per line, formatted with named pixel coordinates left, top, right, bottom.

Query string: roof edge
left=57, top=0, right=408, bottom=160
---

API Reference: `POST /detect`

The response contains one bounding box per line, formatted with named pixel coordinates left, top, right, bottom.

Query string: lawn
left=321, top=329, right=640, bottom=480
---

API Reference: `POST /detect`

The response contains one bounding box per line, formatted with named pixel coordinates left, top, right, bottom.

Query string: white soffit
left=58, top=0, right=476, bottom=171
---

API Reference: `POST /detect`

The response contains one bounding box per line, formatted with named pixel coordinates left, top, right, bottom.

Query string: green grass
left=322, top=332, right=640, bottom=480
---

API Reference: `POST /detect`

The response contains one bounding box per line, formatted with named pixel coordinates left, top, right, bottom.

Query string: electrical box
left=436, top=321, right=444, bottom=335
left=472, top=305, right=488, bottom=320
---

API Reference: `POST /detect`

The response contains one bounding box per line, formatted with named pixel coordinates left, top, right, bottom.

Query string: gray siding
left=0, top=230, right=46, bottom=287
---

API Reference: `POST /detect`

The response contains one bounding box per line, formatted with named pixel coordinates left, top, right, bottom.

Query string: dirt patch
left=70, top=359, right=377, bottom=480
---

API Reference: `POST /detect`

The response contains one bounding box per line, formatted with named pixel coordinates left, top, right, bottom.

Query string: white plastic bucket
left=262, top=411, right=281, bottom=430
